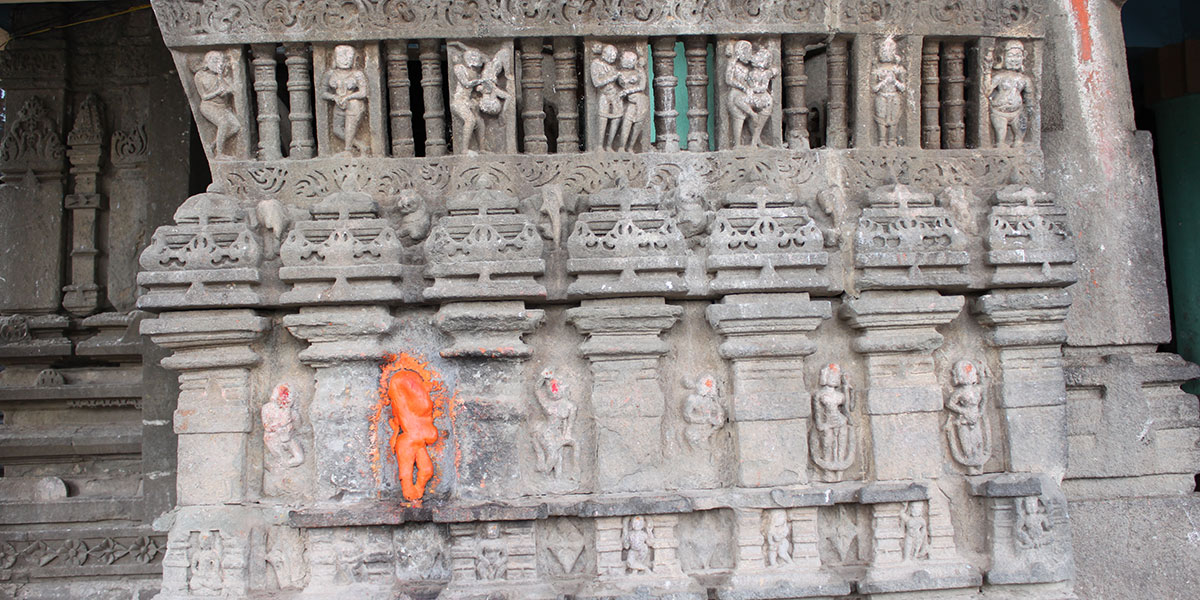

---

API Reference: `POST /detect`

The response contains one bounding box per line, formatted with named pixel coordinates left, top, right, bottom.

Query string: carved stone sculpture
left=855, top=184, right=969, bottom=289
left=901, top=502, right=929, bottom=562
left=532, top=368, right=577, bottom=480
left=387, top=368, right=438, bottom=501
left=189, top=532, right=224, bottom=594
left=944, top=360, right=991, bottom=474
left=810, top=363, right=855, bottom=482
left=448, top=42, right=514, bottom=154
left=622, top=516, right=652, bottom=574
left=764, top=510, right=792, bottom=567
left=321, top=45, right=370, bottom=156
left=265, top=527, right=307, bottom=590
left=682, top=374, right=725, bottom=451
left=588, top=41, right=651, bottom=152
left=986, top=40, right=1033, bottom=148
left=1014, top=496, right=1052, bottom=550
left=475, top=523, right=509, bottom=580
left=262, top=383, right=304, bottom=469
left=395, top=190, right=431, bottom=244
left=194, top=50, right=241, bottom=157
left=872, top=37, right=907, bottom=147
left=724, top=40, right=778, bottom=148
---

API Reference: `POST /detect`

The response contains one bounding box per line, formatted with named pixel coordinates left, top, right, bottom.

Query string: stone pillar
left=842, top=290, right=964, bottom=481
left=974, top=289, right=1071, bottom=478
left=941, top=40, right=966, bottom=149
left=552, top=37, right=580, bottom=153
left=283, top=42, right=316, bottom=159
left=921, top=38, right=941, bottom=149
left=651, top=36, right=680, bottom=152
left=385, top=39, right=416, bottom=157
left=567, top=298, right=681, bottom=493
left=683, top=36, right=709, bottom=151
left=707, top=293, right=831, bottom=487
left=419, top=39, right=448, bottom=156
left=826, top=37, right=849, bottom=149
left=782, top=34, right=810, bottom=150
left=250, top=43, right=282, bottom=160
left=519, top=37, right=549, bottom=154
left=63, top=94, right=104, bottom=316
left=284, top=305, right=394, bottom=500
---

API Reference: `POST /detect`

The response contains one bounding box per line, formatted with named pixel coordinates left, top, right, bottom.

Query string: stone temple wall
left=0, top=0, right=1195, bottom=599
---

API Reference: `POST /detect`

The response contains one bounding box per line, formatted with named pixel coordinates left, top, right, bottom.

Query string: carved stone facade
left=0, top=1, right=1195, bottom=600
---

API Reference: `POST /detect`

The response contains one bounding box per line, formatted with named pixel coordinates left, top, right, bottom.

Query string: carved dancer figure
left=1014, top=496, right=1053, bottom=550
left=872, top=36, right=907, bottom=147
left=682, top=373, right=725, bottom=450
left=262, top=383, right=305, bottom=468
left=985, top=40, right=1033, bottom=148
left=944, top=359, right=991, bottom=474
left=591, top=44, right=624, bottom=150
left=449, top=43, right=513, bottom=153
left=726, top=40, right=775, bottom=147
left=533, top=368, right=577, bottom=480
left=321, top=44, right=369, bottom=156
left=475, top=523, right=508, bottom=580
left=901, top=502, right=930, bottom=561
left=189, top=532, right=224, bottom=594
left=388, top=369, right=438, bottom=501
left=616, top=50, right=650, bottom=152
left=810, top=363, right=856, bottom=481
left=764, top=510, right=792, bottom=567
left=194, top=50, right=241, bottom=157
left=623, top=515, right=652, bottom=574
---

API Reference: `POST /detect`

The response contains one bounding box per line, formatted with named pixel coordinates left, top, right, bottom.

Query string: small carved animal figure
left=395, top=190, right=431, bottom=244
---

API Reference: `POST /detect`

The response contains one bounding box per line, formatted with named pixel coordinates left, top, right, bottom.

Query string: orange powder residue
left=369, top=352, right=453, bottom=504
left=1071, top=0, right=1092, bottom=62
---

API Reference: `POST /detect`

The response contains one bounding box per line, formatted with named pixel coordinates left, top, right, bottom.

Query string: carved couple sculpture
left=591, top=43, right=650, bottom=152
left=449, top=43, right=513, bottom=153
left=725, top=40, right=777, bottom=148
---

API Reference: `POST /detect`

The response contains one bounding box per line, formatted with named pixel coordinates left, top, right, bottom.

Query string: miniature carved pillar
left=567, top=298, right=682, bottom=492
left=707, top=293, right=831, bottom=487
left=283, top=43, right=316, bottom=159
left=435, top=301, right=545, bottom=500
left=250, top=44, right=283, bottom=160
left=682, top=36, right=709, bottom=151
left=651, top=37, right=680, bottom=152
left=63, top=94, right=104, bottom=316
left=419, top=39, right=448, bottom=156
left=842, top=291, right=965, bottom=481
left=284, top=306, right=395, bottom=500
left=827, top=37, right=849, bottom=149
left=940, top=41, right=967, bottom=149
left=921, top=39, right=941, bottom=149
left=782, top=34, right=810, bottom=150
left=141, top=309, right=270, bottom=505
left=520, top=38, right=549, bottom=154
left=552, top=37, right=580, bottom=153
left=386, top=39, right=416, bottom=157
left=974, top=290, right=1071, bottom=478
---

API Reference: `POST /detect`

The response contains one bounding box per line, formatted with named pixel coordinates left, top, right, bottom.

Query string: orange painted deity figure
left=387, top=369, right=438, bottom=501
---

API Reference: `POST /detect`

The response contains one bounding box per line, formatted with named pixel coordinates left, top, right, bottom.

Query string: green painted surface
left=1151, top=94, right=1200, bottom=390
left=648, top=42, right=716, bottom=150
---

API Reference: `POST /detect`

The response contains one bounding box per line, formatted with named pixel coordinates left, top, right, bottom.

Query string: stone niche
left=116, top=1, right=1199, bottom=600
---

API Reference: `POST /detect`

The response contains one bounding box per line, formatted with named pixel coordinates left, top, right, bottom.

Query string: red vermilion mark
left=370, top=353, right=452, bottom=504
left=1071, top=0, right=1092, bottom=62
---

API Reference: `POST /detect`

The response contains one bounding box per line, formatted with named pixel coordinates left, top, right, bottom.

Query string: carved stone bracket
left=707, top=292, right=831, bottom=487
left=566, top=297, right=681, bottom=492
left=283, top=305, right=394, bottom=500
left=842, top=290, right=964, bottom=481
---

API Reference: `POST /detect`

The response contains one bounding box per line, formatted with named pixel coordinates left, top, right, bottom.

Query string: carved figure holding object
left=810, top=363, right=856, bottom=481
left=533, top=368, right=577, bottom=480
left=322, top=45, right=370, bottom=156
left=194, top=50, right=241, bottom=157
left=448, top=43, right=512, bottom=153
left=944, top=360, right=991, bottom=474
left=765, top=510, right=792, bottom=567
left=623, top=515, right=653, bottom=574
left=872, top=36, right=907, bottom=147
left=1014, top=496, right=1053, bottom=550
left=388, top=369, right=438, bottom=501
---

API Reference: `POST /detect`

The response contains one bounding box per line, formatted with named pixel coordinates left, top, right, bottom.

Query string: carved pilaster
left=683, top=36, right=709, bottom=151
left=283, top=305, right=394, bottom=500
left=974, top=289, right=1071, bottom=477
left=941, top=41, right=966, bottom=149
left=63, top=94, right=105, bottom=316
left=283, top=43, right=316, bottom=159
left=420, top=39, right=448, bottom=156
left=921, top=39, right=941, bottom=149
left=552, top=37, right=580, bottom=153
left=566, top=298, right=681, bottom=492
left=250, top=44, right=282, bottom=160
left=385, top=39, right=415, bottom=157
left=520, top=37, right=549, bottom=154
left=443, top=521, right=554, bottom=599
left=827, top=37, right=849, bottom=149
left=707, top=293, right=830, bottom=487
left=782, top=34, right=809, bottom=150
left=842, top=290, right=965, bottom=481
left=651, top=36, right=679, bottom=152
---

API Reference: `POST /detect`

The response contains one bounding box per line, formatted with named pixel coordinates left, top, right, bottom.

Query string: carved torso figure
left=388, top=369, right=438, bottom=501
left=683, top=374, right=725, bottom=450
left=533, top=369, right=577, bottom=480
left=987, top=40, right=1033, bottom=147
left=765, top=510, right=792, bottom=567
left=901, top=502, right=930, bottom=561
left=193, top=50, right=240, bottom=157
left=321, top=44, right=369, bottom=156
left=475, top=523, right=508, bottom=580
left=944, top=360, right=990, bottom=474
left=623, top=516, right=652, bottom=574
left=872, top=37, right=907, bottom=147
left=262, top=383, right=305, bottom=469
left=810, top=363, right=855, bottom=481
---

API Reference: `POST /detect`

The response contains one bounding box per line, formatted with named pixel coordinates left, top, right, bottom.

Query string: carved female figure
left=900, top=502, right=929, bottom=561
left=682, top=374, right=725, bottom=451
left=475, top=523, right=508, bottom=580
left=944, top=360, right=991, bottom=474
left=321, top=45, right=369, bottom=156
left=810, top=363, right=855, bottom=481
left=764, top=510, right=792, bottom=567
left=985, top=40, right=1033, bottom=148
left=533, top=368, right=577, bottom=480
left=623, top=515, right=652, bottom=574
left=194, top=50, right=241, bottom=157
left=872, top=37, right=907, bottom=147
left=388, top=369, right=438, bottom=501
left=262, top=383, right=305, bottom=469
left=616, top=50, right=650, bottom=152
left=1014, top=496, right=1053, bottom=550
left=590, top=44, right=623, bottom=150
left=189, top=532, right=224, bottom=594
